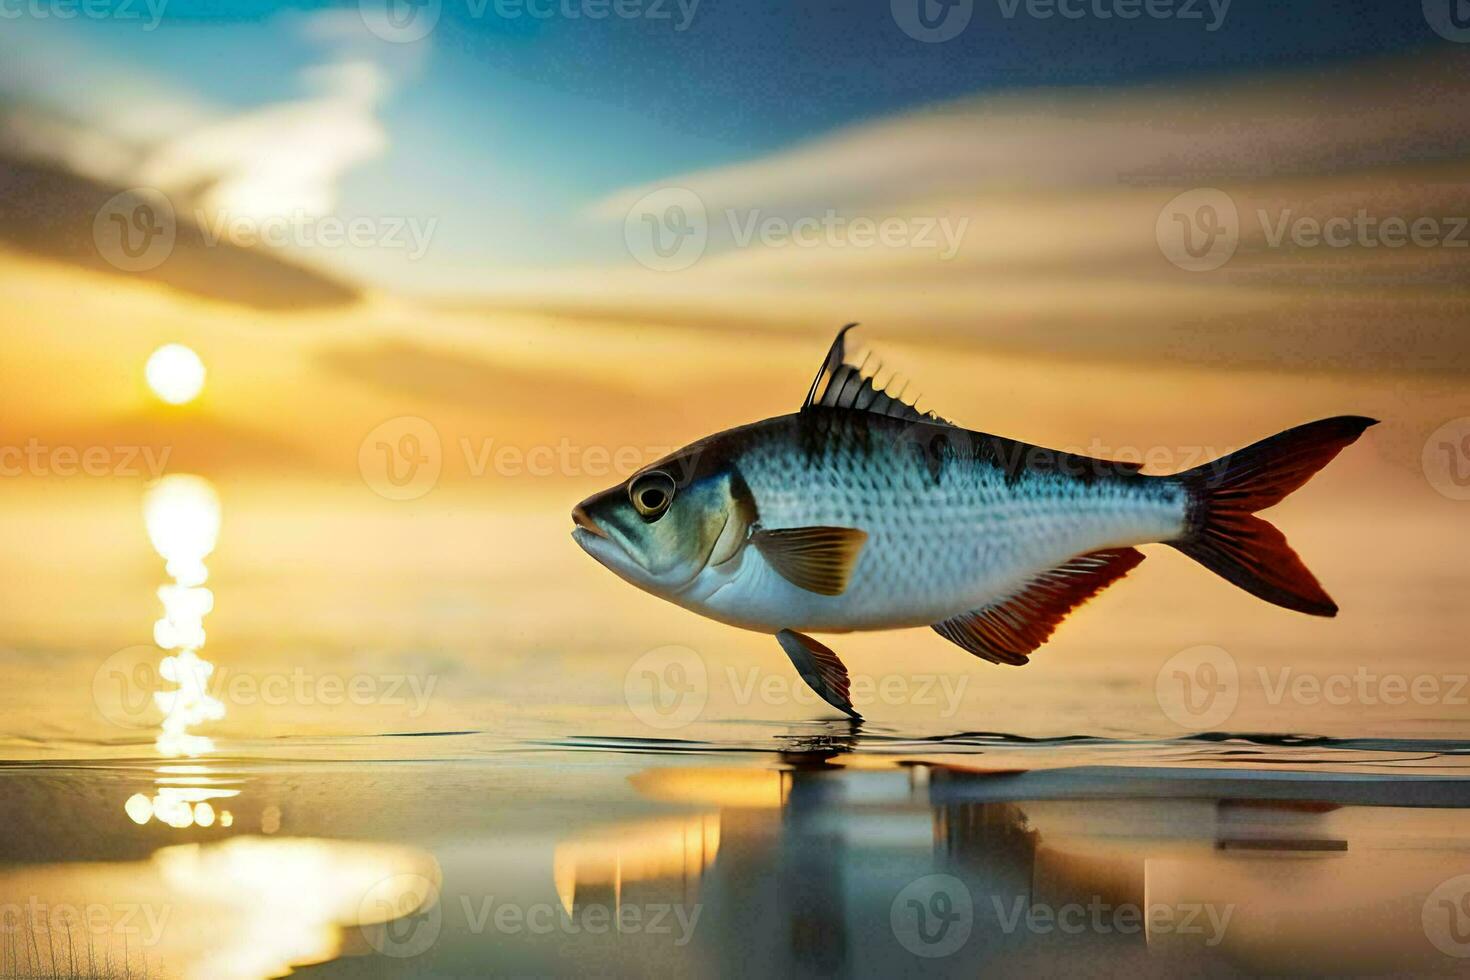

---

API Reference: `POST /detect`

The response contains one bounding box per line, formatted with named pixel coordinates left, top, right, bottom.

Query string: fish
left=571, top=325, right=1376, bottom=720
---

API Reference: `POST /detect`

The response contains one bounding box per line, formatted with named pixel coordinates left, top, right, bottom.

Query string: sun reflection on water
left=142, top=474, right=225, bottom=759
left=126, top=474, right=238, bottom=830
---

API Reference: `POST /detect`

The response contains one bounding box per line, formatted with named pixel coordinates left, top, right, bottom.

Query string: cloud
left=2, top=9, right=416, bottom=226
left=136, top=10, right=418, bottom=224
left=589, top=49, right=1470, bottom=219
left=0, top=9, right=419, bottom=307
left=137, top=57, right=391, bottom=222
left=0, top=155, right=362, bottom=310
left=551, top=48, right=1470, bottom=376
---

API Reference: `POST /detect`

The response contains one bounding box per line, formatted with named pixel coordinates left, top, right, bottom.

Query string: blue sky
left=2, top=0, right=1457, bottom=288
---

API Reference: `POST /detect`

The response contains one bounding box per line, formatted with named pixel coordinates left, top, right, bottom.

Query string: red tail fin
left=1169, top=416, right=1377, bottom=617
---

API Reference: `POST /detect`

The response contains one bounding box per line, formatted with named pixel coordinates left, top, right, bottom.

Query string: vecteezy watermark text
left=1157, top=645, right=1468, bottom=730
left=197, top=209, right=437, bottom=261
left=0, top=0, right=166, bottom=28
left=888, top=874, right=1234, bottom=958
left=624, top=645, right=969, bottom=729
left=0, top=898, right=171, bottom=949
left=360, top=874, right=701, bottom=959
left=92, top=189, right=439, bottom=273
left=1158, top=188, right=1470, bottom=272
left=992, top=895, right=1234, bottom=945
left=358, top=0, right=699, bottom=44
left=624, top=188, right=970, bottom=272
left=358, top=416, right=685, bottom=500
left=459, top=897, right=701, bottom=944
left=995, top=0, right=1229, bottom=30
left=891, top=0, right=1229, bottom=43
left=94, top=645, right=440, bottom=729
left=0, top=440, right=170, bottom=479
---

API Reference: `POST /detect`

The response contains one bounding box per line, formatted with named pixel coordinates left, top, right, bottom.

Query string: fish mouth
left=571, top=505, right=644, bottom=575
left=571, top=505, right=608, bottom=540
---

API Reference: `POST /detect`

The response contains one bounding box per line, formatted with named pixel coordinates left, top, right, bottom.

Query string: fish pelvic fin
left=776, top=629, right=862, bottom=720
left=1168, top=415, right=1378, bottom=617
left=932, top=548, right=1145, bottom=665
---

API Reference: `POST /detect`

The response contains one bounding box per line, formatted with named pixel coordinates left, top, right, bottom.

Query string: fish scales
left=723, top=411, right=1187, bottom=630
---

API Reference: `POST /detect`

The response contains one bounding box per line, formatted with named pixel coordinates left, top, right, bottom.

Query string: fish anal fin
left=776, top=629, right=861, bottom=720
left=753, top=526, right=867, bottom=596
left=933, top=548, right=1145, bottom=665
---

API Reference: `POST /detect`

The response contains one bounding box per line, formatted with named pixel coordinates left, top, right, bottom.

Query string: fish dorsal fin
left=776, top=629, right=861, bottom=719
left=803, top=324, right=950, bottom=424
left=932, top=548, right=1145, bottom=665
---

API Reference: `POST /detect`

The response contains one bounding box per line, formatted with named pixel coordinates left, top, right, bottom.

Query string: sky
left=0, top=0, right=1466, bottom=474
left=0, top=0, right=1460, bottom=291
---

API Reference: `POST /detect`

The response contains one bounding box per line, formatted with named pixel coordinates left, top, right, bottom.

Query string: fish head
left=572, top=443, right=751, bottom=597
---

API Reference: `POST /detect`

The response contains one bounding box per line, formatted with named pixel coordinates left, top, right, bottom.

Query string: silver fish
left=573, top=325, right=1376, bottom=719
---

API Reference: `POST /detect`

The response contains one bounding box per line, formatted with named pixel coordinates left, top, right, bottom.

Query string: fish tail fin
left=1167, top=415, right=1377, bottom=617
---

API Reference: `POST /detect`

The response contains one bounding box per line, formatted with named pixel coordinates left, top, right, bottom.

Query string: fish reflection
left=591, top=763, right=1470, bottom=974
left=552, top=814, right=720, bottom=917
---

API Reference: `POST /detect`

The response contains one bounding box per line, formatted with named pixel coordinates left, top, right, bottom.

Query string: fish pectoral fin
left=933, top=548, right=1146, bottom=665
left=776, top=629, right=862, bottom=720
left=753, top=526, right=867, bottom=596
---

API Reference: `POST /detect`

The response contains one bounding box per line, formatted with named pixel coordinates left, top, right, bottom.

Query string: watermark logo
left=1423, top=417, right=1470, bottom=501
left=1424, top=874, right=1470, bottom=957
left=1423, top=0, right=1470, bottom=43
left=625, top=187, right=708, bottom=272
left=93, top=644, right=167, bottom=730
left=359, top=0, right=441, bottom=42
left=94, top=187, right=176, bottom=273
left=360, top=416, right=443, bottom=501
left=890, top=874, right=973, bottom=957
left=624, top=645, right=708, bottom=729
left=1156, top=644, right=1238, bottom=729
left=360, top=873, right=442, bottom=958
left=892, top=0, right=973, bottom=42
left=1157, top=187, right=1238, bottom=272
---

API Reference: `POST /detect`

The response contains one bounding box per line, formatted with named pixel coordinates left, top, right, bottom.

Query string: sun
left=146, top=344, right=207, bottom=405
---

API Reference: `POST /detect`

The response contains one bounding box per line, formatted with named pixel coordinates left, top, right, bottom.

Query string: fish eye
left=629, top=470, right=676, bottom=521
